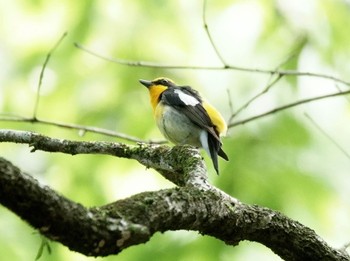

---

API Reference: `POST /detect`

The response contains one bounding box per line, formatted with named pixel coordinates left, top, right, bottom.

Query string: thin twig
left=33, top=32, right=67, bottom=119
left=228, top=74, right=283, bottom=125
left=226, top=88, right=235, bottom=117
left=304, top=113, right=350, bottom=160
left=202, top=0, right=227, bottom=65
left=0, top=115, right=166, bottom=144
left=74, top=43, right=350, bottom=87
left=335, top=84, right=350, bottom=104
left=227, top=47, right=299, bottom=125
left=3, top=89, right=349, bottom=140
left=229, top=89, right=350, bottom=128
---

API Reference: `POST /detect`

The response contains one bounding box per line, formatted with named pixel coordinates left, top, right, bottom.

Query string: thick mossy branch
left=0, top=157, right=349, bottom=260
left=0, top=130, right=349, bottom=260
left=0, top=157, right=150, bottom=255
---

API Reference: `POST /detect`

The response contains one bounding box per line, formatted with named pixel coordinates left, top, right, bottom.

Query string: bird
left=139, top=77, right=228, bottom=174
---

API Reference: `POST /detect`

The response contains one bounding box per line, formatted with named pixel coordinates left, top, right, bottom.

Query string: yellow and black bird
left=140, top=77, right=228, bottom=174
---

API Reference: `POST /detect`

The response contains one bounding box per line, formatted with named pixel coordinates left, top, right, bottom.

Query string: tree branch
left=229, top=89, right=350, bottom=128
left=33, top=32, right=67, bottom=119
left=2, top=87, right=349, bottom=141
left=0, top=129, right=206, bottom=187
left=228, top=48, right=299, bottom=122
left=202, top=0, right=227, bottom=65
left=0, top=157, right=348, bottom=260
left=228, top=74, right=284, bottom=125
left=304, top=113, right=350, bottom=160
left=0, top=114, right=165, bottom=144
left=74, top=43, right=350, bottom=87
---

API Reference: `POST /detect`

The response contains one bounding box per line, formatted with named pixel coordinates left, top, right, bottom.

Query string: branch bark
left=0, top=129, right=349, bottom=260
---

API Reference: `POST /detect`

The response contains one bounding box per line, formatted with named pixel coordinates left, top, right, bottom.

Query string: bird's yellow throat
left=148, top=85, right=168, bottom=111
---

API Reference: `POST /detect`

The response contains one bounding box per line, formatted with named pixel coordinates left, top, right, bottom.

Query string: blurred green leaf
left=35, top=236, right=52, bottom=261
left=1, top=0, right=350, bottom=260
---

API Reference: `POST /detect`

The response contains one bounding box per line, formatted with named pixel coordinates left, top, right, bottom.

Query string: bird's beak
left=139, top=79, right=152, bottom=88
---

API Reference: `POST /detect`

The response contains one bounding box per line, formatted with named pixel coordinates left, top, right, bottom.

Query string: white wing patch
left=174, top=89, right=199, bottom=106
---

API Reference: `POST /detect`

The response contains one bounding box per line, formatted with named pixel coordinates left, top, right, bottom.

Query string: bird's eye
left=160, top=79, right=168, bottom=85
left=154, top=79, right=169, bottom=86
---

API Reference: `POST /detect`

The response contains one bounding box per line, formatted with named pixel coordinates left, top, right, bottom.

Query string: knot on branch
left=131, top=143, right=208, bottom=187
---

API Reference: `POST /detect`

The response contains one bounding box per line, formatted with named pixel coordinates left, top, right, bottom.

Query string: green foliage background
left=1, top=0, right=350, bottom=260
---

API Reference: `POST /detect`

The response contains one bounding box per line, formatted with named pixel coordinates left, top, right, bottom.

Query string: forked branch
left=0, top=145, right=348, bottom=260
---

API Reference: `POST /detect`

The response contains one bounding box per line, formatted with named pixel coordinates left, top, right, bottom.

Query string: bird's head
left=139, top=77, right=176, bottom=110
left=139, top=77, right=176, bottom=89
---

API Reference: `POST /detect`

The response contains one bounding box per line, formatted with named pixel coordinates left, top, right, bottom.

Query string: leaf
left=35, top=236, right=52, bottom=261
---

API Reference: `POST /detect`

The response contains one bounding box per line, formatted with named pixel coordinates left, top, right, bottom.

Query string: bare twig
left=0, top=114, right=166, bottom=144
left=75, top=43, right=350, bottom=87
left=202, top=0, right=227, bottom=65
left=229, top=89, right=350, bottom=128
left=226, top=88, right=235, bottom=117
left=335, top=84, right=350, bottom=104
left=228, top=48, right=300, bottom=124
left=22, top=32, right=165, bottom=144
left=228, top=74, right=283, bottom=125
left=33, top=32, right=67, bottom=119
left=2, top=87, right=349, bottom=140
left=304, top=113, right=350, bottom=160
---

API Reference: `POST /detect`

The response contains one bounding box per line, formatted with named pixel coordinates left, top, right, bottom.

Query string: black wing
left=161, top=87, right=228, bottom=174
left=161, top=87, right=219, bottom=140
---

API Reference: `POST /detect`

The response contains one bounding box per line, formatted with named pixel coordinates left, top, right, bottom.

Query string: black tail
left=208, top=136, right=229, bottom=175
left=218, top=147, right=229, bottom=161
